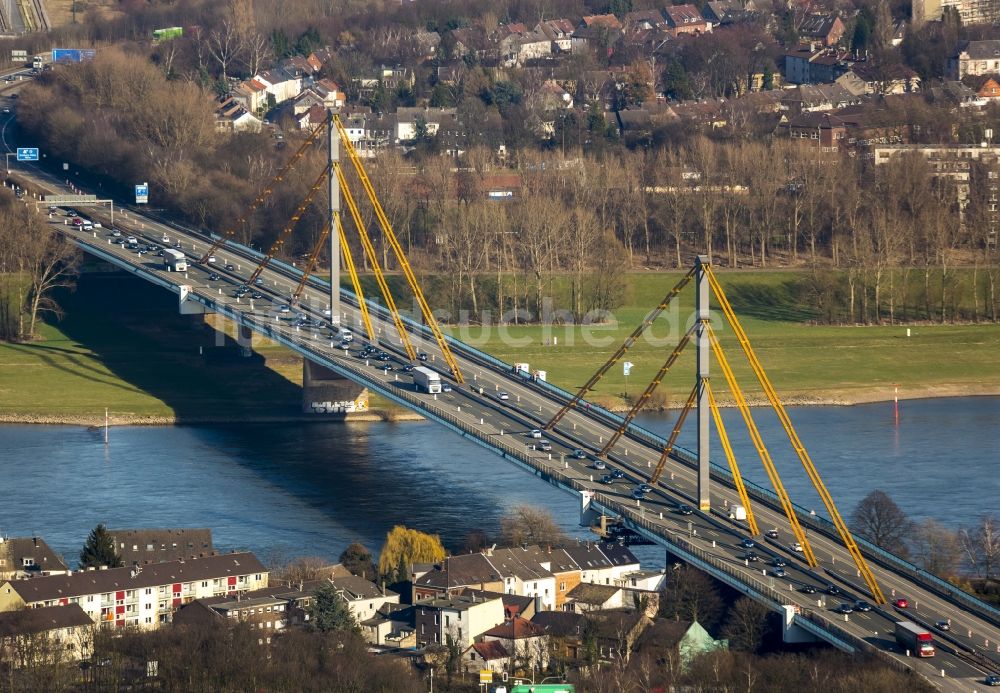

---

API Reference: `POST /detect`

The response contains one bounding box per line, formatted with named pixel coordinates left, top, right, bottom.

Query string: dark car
left=251, top=291, right=264, bottom=300
left=834, top=603, right=854, bottom=615
left=572, top=449, right=587, bottom=459
left=208, top=273, right=220, bottom=281
left=800, top=585, right=817, bottom=594
left=739, top=538, right=755, bottom=550
left=825, top=584, right=841, bottom=596
left=766, top=529, right=780, bottom=539
left=630, top=489, right=646, bottom=500
left=225, top=263, right=235, bottom=271
left=677, top=504, right=694, bottom=515
left=984, top=675, right=1000, bottom=687
left=772, top=556, right=787, bottom=567
left=742, top=551, right=760, bottom=562
left=611, top=469, right=625, bottom=479
left=402, top=364, right=415, bottom=373
left=638, top=483, right=653, bottom=494
left=417, top=352, right=428, bottom=361
left=600, top=474, right=614, bottom=485
left=854, top=601, right=873, bottom=612
left=935, top=620, right=950, bottom=631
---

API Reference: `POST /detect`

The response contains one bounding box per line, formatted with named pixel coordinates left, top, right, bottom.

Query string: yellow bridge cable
left=248, top=166, right=330, bottom=285
left=648, top=383, right=699, bottom=485
left=335, top=162, right=415, bottom=359
left=599, top=323, right=697, bottom=457
left=707, top=325, right=817, bottom=565
left=705, top=267, right=885, bottom=603
left=333, top=115, right=463, bottom=383
left=336, top=214, right=375, bottom=342
left=200, top=121, right=327, bottom=263
left=707, top=381, right=760, bottom=537
left=546, top=268, right=696, bottom=431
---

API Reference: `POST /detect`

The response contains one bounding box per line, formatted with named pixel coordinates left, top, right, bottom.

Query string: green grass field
left=1, top=269, right=998, bottom=423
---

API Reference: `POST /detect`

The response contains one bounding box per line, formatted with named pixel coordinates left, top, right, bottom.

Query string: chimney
left=32, top=537, right=38, bottom=546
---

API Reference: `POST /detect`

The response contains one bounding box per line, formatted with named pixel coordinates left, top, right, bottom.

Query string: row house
left=947, top=40, right=1000, bottom=80
left=836, top=63, right=921, bottom=96
left=109, top=528, right=214, bottom=566
left=664, top=5, right=713, bottom=36
left=780, top=84, right=861, bottom=113
left=215, top=97, right=262, bottom=133
left=624, top=9, right=670, bottom=31
left=0, top=537, right=68, bottom=581
left=174, top=593, right=290, bottom=644
left=415, top=591, right=505, bottom=649
left=232, top=69, right=303, bottom=117
left=329, top=575, right=399, bottom=624
left=306, top=47, right=336, bottom=74
left=783, top=46, right=853, bottom=85
left=572, top=14, right=623, bottom=53
left=481, top=617, right=549, bottom=671
left=0, top=604, right=94, bottom=664
left=797, top=14, right=845, bottom=47
left=535, top=18, right=575, bottom=53
left=395, top=107, right=458, bottom=142
left=0, top=552, right=268, bottom=629
left=413, top=543, right=639, bottom=610
left=703, top=0, right=756, bottom=25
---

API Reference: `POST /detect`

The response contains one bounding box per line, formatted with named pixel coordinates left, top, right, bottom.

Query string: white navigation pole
left=328, top=109, right=341, bottom=327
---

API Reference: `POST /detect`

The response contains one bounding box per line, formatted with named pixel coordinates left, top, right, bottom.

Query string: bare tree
left=850, top=490, right=912, bottom=557
left=242, top=31, right=270, bottom=78
left=910, top=519, right=961, bottom=578
left=207, top=20, right=244, bottom=82
left=722, top=597, right=771, bottom=652
left=498, top=504, right=570, bottom=548
left=959, top=514, right=1000, bottom=579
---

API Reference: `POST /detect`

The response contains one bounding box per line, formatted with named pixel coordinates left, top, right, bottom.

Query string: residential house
left=215, top=96, right=262, bottom=133
left=109, top=529, right=214, bottom=566
left=664, top=5, right=713, bottom=36
left=173, top=593, right=289, bottom=643
left=780, top=84, right=861, bottom=113
left=634, top=619, right=728, bottom=670
left=594, top=543, right=642, bottom=585
left=0, top=604, right=94, bottom=665
left=565, top=583, right=624, bottom=613
left=531, top=610, right=586, bottom=661
left=495, top=23, right=551, bottom=66
left=0, top=552, right=268, bottom=629
left=360, top=603, right=416, bottom=647
left=0, top=537, right=68, bottom=581
left=564, top=542, right=640, bottom=586
left=980, top=77, right=1000, bottom=101
left=519, top=546, right=579, bottom=609
left=624, top=9, right=668, bottom=31
left=948, top=41, right=1000, bottom=80
left=836, top=63, right=920, bottom=95
left=465, top=639, right=510, bottom=673
left=279, top=55, right=313, bottom=78
left=459, top=589, right=536, bottom=621
left=258, top=67, right=303, bottom=107
left=797, top=14, right=845, bottom=47
left=306, top=47, right=336, bottom=74
left=535, top=18, right=576, bottom=53
left=783, top=46, right=853, bottom=84
left=447, top=26, right=489, bottom=60
left=573, top=14, right=623, bottom=53
left=703, top=0, right=752, bottom=25
left=481, top=617, right=550, bottom=670
left=415, top=592, right=505, bottom=649
left=482, top=547, right=556, bottom=609
left=232, top=78, right=269, bottom=115
left=413, top=553, right=504, bottom=602
left=395, top=107, right=458, bottom=142
left=590, top=610, right=650, bottom=661
left=926, top=80, right=987, bottom=108
left=328, top=575, right=399, bottom=624
left=297, top=104, right=329, bottom=130
left=620, top=569, right=666, bottom=592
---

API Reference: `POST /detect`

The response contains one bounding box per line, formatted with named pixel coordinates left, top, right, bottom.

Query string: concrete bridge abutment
left=302, top=360, right=369, bottom=415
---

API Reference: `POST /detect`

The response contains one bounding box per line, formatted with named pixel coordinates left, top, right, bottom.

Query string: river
left=1, top=396, right=996, bottom=568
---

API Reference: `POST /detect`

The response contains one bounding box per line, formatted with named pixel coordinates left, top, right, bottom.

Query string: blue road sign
left=134, top=183, right=149, bottom=204
left=16, top=148, right=39, bottom=161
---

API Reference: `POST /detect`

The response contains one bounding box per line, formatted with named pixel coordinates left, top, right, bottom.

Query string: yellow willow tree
left=377, top=526, right=446, bottom=583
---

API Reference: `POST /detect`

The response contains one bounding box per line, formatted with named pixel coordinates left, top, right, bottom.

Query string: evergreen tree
left=79, top=524, right=122, bottom=569
left=308, top=583, right=358, bottom=633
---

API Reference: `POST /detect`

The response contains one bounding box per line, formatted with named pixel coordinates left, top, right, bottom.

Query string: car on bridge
left=637, top=483, right=653, bottom=494
left=893, top=597, right=909, bottom=608
left=417, top=352, right=428, bottom=361
left=528, top=429, right=543, bottom=439
left=572, top=449, right=587, bottom=459
left=855, top=601, right=873, bottom=612
left=676, top=504, right=694, bottom=515
left=984, top=675, right=1000, bottom=686
left=935, top=620, right=949, bottom=631
left=441, top=383, right=452, bottom=392
left=772, top=556, right=787, bottom=567
left=800, top=585, right=817, bottom=594
left=825, top=584, right=841, bottom=596
left=611, top=469, right=625, bottom=479
left=833, top=603, right=854, bottom=615
left=497, top=391, right=509, bottom=401
left=225, top=263, right=235, bottom=270
left=739, top=538, right=755, bottom=549
left=600, top=474, right=614, bottom=485
left=771, top=567, right=787, bottom=578
left=742, top=551, right=760, bottom=562
left=766, top=528, right=779, bottom=539
left=630, top=489, right=646, bottom=500
left=538, top=440, right=552, bottom=452
left=789, top=542, right=803, bottom=552
left=593, top=459, right=606, bottom=470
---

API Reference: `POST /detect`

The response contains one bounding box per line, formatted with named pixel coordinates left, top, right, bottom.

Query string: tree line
left=0, top=189, right=78, bottom=341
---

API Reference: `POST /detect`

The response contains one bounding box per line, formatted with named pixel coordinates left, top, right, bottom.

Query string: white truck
left=412, top=366, right=441, bottom=394
left=163, top=248, right=187, bottom=272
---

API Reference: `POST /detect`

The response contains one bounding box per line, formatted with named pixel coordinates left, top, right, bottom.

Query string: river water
left=0, top=397, right=996, bottom=567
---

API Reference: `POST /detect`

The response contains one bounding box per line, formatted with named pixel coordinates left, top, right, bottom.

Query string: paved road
left=12, top=170, right=1000, bottom=691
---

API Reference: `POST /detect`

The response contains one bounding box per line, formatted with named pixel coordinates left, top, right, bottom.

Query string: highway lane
left=16, top=171, right=1000, bottom=689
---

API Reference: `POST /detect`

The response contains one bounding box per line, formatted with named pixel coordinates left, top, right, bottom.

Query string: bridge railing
left=230, top=242, right=1000, bottom=625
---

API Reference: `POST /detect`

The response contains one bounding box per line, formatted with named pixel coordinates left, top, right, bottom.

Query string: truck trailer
left=412, top=366, right=441, bottom=394
left=895, top=621, right=935, bottom=657
left=163, top=248, right=188, bottom=272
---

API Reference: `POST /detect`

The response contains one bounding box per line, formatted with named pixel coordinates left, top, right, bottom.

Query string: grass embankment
left=441, top=270, right=1000, bottom=409
left=1, top=269, right=998, bottom=425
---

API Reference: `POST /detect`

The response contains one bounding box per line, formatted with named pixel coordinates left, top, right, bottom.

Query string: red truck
left=895, top=621, right=935, bottom=657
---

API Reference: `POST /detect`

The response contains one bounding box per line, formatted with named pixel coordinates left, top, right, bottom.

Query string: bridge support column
left=237, top=325, right=253, bottom=358
left=696, top=255, right=711, bottom=512
left=302, top=360, right=368, bottom=415
left=327, top=109, right=341, bottom=328
left=579, top=490, right=600, bottom=528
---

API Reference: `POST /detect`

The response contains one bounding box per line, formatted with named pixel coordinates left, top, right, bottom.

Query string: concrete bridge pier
left=580, top=491, right=600, bottom=528
left=236, top=325, right=254, bottom=358
left=302, top=360, right=369, bottom=415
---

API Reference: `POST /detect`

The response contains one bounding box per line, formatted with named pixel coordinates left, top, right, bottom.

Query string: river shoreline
left=1, top=383, right=996, bottom=427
